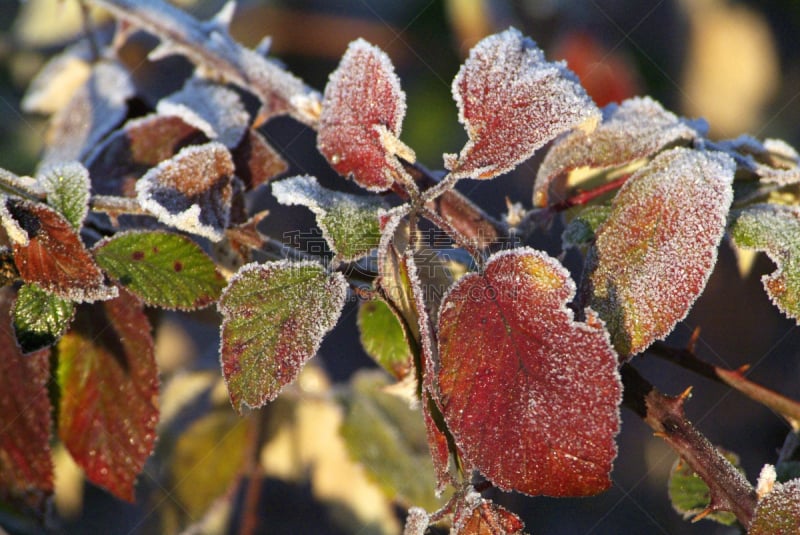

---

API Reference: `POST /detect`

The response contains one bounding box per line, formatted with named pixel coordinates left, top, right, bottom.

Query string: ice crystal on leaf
left=533, top=97, right=699, bottom=207
left=156, top=78, right=250, bottom=149
left=437, top=248, right=621, bottom=496
left=0, top=288, right=53, bottom=513
left=729, top=204, right=800, bottom=322
left=317, top=39, right=410, bottom=192
left=749, top=478, right=800, bottom=535
left=587, top=147, right=735, bottom=357
left=5, top=199, right=116, bottom=302
left=57, top=288, right=158, bottom=502
left=136, top=142, right=234, bottom=242
left=444, top=27, right=599, bottom=180
left=218, top=261, right=347, bottom=412
left=272, top=175, right=383, bottom=262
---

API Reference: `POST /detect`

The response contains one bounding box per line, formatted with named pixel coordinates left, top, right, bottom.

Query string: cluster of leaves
left=2, top=1, right=800, bottom=533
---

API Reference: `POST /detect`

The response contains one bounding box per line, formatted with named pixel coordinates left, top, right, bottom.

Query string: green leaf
left=357, top=299, right=412, bottom=379
left=587, top=147, right=735, bottom=357
left=218, top=261, right=347, bottom=412
left=562, top=205, right=612, bottom=250
left=169, top=410, right=249, bottom=519
left=38, top=161, right=90, bottom=229
left=729, top=204, right=800, bottom=323
left=57, top=288, right=158, bottom=502
left=668, top=452, right=740, bottom=526
left=94, top=231, right=226, bottom=310
left=749, top=479, right=800, bottom=535
left=339, top=371, right=441, bottom=510
left=272, top=175, right=383, bottom=262
left=12, top=283, right=75, bottom=353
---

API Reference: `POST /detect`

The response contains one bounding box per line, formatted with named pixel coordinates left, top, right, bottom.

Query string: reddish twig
left=621, top=364, right=757, bottom=528
left=548, top=174, right=630, bottom=213
left=648, top=336, right=800, bottom=430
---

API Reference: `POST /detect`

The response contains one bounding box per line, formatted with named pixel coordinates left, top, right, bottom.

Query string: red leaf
left=232, top=128, right=288, bottom=190
left=7, top=199, right=115, bottom=302
left=452, top=493, right=525, bottom=535
left=437, top=248, right=621, bottom=496
left=318, top=39, right=407, bottom=192
left=57, top=288, right=158, bottom=501
left=86, top=114, right=208, bottom=197
left=445, top=28, right=599, bottom=180
left=0, top=288, right=53, bottom=514
left=587, top=147, right=735, bottom=357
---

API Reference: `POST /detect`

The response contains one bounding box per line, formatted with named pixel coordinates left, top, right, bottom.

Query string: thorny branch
left=621, top=364, right=758, bottom=528
left=648, top=335, right=800, bottom=430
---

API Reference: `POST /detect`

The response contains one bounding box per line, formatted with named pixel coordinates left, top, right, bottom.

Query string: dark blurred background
left=2, top=0, right=800, bottom=534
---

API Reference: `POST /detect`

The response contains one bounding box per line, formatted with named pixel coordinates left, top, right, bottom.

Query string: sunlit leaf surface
left=317, top=39, right=408, bottom=191
left=0, top=288, right=52, bottom=513
left=218, top=261, right=347, bottom=412
left=445, top=27, right=599, bottom=180
left=588, top=148, right=735, bottom=357
left=94, top=230, right=225, bottom=310
left=438, top=248, right=621, bottom=496
left=357, top=299, right=412, bottom=379
left=272, top=175, right=383, bottom=262
left=57, top=288, right=158, bottom=501
left=729, top=204, right=800, bottom=323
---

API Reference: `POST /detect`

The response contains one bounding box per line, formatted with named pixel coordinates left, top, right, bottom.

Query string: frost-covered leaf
left=86, top=114, right=208, bottom=197
left=232, top=128, right=288, bottom=190
left=0, top=288, right=53, bottom=514
left=157, top=78, right=250, bottom=149
left=437, top=248, right=622, bottom=496
left=57, top=288, right=158, bottom=502
left=668, top=451, right=741, bottom=526
left=587, top=148, right=735, bottom=357
left=94, top=231, right=226, bottom=310
left=729, top=204, right=800, bottom=322
left=38, top=161, right=91, bottom=230
left=749, top=479, right=800, bottom=535
left=713, top=135, right=800, bottom=187
left=218, top=261, right=347, bottom=412
left=136, top=142, right=234, bottom=242
left=533, top=97, right=699, bottom=207
left=340, top=371, right=441, bottom=510
left=317, top=39, right=409, bottom=192
left=12, top=284, right=74, bottom=354
left=272, top=175, right=383, bottom=262
left=42, top=60, right=134, bottom=166
left=445, top=27, right=599, bottom=180
left=452, top=492, right=525, bottom=535
left=6, top=199, right=116, bottom=302
left=357, top=299, right=413, bottom=379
